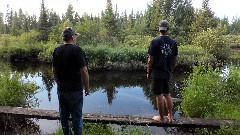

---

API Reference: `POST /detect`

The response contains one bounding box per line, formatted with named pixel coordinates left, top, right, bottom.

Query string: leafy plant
left=0, top=71, right=39, bottom=107
left=192, top=28, right=230, bottom=61
left=181, top=64, right=240, bottom=119
left=54, top=123, right=151, bottom=135
left=178, top=45, right=216, bottom=68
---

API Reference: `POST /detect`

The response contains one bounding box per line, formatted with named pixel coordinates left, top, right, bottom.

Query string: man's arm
left=147, top=55, right=154, bottom=79
left=80, top=66, right=90, bottom=96
left=52, top=67, right=58, bottom=81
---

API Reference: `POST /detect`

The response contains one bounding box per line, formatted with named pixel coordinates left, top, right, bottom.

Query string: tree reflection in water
left=8, top=61, right=188, bottom=113
left=4, top=61, right=188, bottom=134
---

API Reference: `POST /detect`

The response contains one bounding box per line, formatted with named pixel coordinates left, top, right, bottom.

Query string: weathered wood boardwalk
left=0, top=106, right=239, bottom=128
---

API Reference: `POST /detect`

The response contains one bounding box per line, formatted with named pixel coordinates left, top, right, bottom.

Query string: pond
left=7, top=61, right=188, bottom=134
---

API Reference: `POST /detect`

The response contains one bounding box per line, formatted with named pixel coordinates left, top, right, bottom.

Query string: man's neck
left=64, top=41, right=75, bottom=45
left=160, top=33, right=167, bottom=36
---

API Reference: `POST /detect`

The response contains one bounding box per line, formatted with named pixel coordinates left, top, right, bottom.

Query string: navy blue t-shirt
left=148, top=35, right=178, bottom=80
left=52, top=44, right=87, bottom=91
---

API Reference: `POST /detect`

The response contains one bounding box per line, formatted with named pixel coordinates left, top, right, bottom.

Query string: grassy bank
left=0, top=69, right=40, bottom=134
left=180, top=64, right=240, bottom=134
left=54, top=123, right=151, bottom=135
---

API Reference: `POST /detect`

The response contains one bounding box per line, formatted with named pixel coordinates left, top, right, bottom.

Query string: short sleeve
left=173, top=40, right=178, bottom=56
left=148, top=40, right=156, bottom=56
left=77, top=48, right=87, bottom=68
left=52, top=48, right=58, bottom=67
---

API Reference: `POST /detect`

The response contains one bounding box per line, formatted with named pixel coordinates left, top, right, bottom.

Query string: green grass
left=54, top=123, right=151, bottom=135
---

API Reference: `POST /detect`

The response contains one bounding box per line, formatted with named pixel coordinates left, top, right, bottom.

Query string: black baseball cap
left=62, top=27, right=80, bottom=37
left=159, top=20, right=169, bottom=31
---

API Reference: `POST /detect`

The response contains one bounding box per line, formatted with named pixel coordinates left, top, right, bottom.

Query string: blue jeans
left=58, top=90, right=83, bottom=135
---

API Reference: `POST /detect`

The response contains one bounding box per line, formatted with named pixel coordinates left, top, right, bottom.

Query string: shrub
left=0, top=71, right=39, bottom=107
left=0, top=34, right=11, bottom=46
left=82, top=44, right=147, bottom=70
left=181, top=64, right=240, bottom=120
left=0, top=43, right=43, bottom=61
left=192, top=28, right=230, bottom=61
left=124, top=35, right=152, bottom=48
left=181, top=64, right=222, bottom=118
left=178, top=45, right=216, bottom=67
left=0, top=71, right=40, bottom=133
left=38, top=43, right=58, bottom=63
left=54, top=123, right=151, bottom=135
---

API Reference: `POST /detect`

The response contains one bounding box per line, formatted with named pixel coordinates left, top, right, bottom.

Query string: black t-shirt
left=52, top=44, right=87, bottom=91
left=148, top=35, right=178, bottom=80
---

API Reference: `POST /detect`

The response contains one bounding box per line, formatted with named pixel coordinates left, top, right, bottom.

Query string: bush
left=0, top=34, right=11, bottom=46
left=178, top=45, right=216, bottom=67
left=83, top=44, right=147, bottom=70
left=0, top=71, right=40, bottom=133
left=54, top=123, right=151, bottom=135
left=196, top=125, right=240, bottom=135
left=0, top=71, right=39, bottom=107
left=124, top=35, right=152, bottom=48
left=38, top=43, right=58, bottom=63
left=181, top=64, right=221, bottom=118
left=0, top=43, right=43, bottom=61
left=181, top=64, right=240, bottom=119
left=192, top=28, right=230, bottom=61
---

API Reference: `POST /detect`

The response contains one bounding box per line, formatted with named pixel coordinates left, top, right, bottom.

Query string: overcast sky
left=0, top=0, right=239, bottom=20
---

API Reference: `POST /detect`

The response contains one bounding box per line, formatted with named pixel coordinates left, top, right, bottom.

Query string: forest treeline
left=0, top=0, right=239, bottom=69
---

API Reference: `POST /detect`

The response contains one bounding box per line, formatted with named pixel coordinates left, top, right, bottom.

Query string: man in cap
left=147, top=20, right=178, bottom=123
left=52, top=27, right=90, bottom=135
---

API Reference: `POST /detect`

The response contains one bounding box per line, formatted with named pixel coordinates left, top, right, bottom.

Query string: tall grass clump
left=178, top=45, right=216, bottom=68
left=0, top=71, right=39, bottom=107
left=38, top=43, right=58, bottom=63
left=192, top=28, right=230, bottom=61
left=181, top=64, right=240, bottom=134
left=54, top=123, right=151, bottom=135
left=83, top=44, right=147, bottom=70
left=181, top=64, right=222, bottom=118
left=0, top=71, right=40, bottom=133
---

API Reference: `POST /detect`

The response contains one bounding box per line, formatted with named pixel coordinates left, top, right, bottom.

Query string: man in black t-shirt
left=52, top=27, right=90, bottom=135
left=147, top=20, right=178, bottom=123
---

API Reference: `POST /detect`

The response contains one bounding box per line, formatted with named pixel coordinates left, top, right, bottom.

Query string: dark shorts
left=150, top=79, right=170, bottom=95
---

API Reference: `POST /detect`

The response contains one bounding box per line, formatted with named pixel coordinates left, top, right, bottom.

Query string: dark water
left=6, top=62, right=188, bottom=134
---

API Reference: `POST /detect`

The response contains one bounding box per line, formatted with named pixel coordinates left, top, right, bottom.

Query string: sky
left=0, top=0, right=240, bottom=20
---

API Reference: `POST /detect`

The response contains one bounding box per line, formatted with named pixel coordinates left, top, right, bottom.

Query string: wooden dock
left=0, top=106, right=239, bottom=129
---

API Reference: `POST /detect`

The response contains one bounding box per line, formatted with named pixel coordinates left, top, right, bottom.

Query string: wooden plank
left=0, top=106, right=239, bottom=128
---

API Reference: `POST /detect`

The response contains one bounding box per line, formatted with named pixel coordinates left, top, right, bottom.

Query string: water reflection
left=7, top=61, right=187, bottom=115
left=2, top=61, right=188, bottom=134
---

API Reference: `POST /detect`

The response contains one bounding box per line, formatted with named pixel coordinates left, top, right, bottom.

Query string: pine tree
left=10, top=11, right=19, bottom=36
left=171, top=0, right=195, bottom=42
left=64, top=4, right=75, bottom=25
left=102, top=0, right=119, bottom=44
left=38, top=0, right=49, bottom=41
left=143, top=3, right=154, bottom=36
left=191, top=0, right=218, bottom=33
left=73, top=12, right=80, bottom=25
left=133, top=11, right=145, bottom=35
left=5, top=5, right=13, bottom=34
left=49, top=10, right=61, bottom=28
left=31, top=15, right=38, bottom=30
left=0, top=12, right=4, bottom=34
left=18, top=9, right=26, bottom=32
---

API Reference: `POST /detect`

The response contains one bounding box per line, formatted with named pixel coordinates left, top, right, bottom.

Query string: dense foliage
left=54, top=123, right=151, bottom=135
left=0, top=70, right=40, bottom=134
left=181, top=64, right=240, bottom=134
left=0, top=0, right=239, bottom=69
